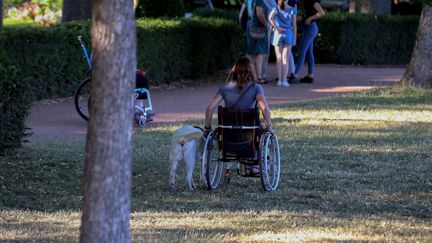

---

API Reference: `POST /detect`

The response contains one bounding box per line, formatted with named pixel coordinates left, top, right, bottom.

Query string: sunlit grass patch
left=1, top=87, right=431, bottom=241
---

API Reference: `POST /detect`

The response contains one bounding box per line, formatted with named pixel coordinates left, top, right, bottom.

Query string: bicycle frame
left=78, top=35, right=92, bottom=73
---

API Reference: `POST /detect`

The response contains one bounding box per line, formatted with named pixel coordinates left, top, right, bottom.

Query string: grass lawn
left=1, top=87, right=431, bottom=241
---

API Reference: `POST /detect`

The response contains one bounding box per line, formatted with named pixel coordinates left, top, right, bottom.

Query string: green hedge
left=136, top=18, right=244, bottom=81
left=315, top=12, right=419, bottom=65
left=0, top=63, right=33, bottom=155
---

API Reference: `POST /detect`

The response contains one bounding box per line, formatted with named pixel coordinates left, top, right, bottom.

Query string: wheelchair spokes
left=259, top=132, right=281, bottom=192
left=202, top=129, right=224, bottom=190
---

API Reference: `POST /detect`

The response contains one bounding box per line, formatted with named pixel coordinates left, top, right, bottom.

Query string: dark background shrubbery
left=0, top=62, right=33, bottom=155
left=315, top=12, right=419, bottom=65
left=135, top=0, right=186, bottom=18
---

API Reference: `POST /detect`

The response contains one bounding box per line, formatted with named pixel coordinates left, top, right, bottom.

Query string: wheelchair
left=201, top=106, right=281, bottom=192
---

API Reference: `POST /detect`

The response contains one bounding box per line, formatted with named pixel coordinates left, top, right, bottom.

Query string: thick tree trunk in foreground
left=349, top=0, right=391, bottom=14
left=79, top=0, right=136, bottom=241
left=62, top=0, right=91, bottom=22
left=400, top=3, right=432, bottom=88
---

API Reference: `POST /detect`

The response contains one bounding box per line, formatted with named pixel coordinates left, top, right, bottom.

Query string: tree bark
left=79, top=0, right=136, bottom=241
left=62, top=0, right=91, bottom=22
left=349, top=0, right=391, bottom=14
left=400, top=3, right=432, bottom=88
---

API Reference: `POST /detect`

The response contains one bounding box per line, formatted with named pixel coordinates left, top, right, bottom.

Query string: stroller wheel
left=138, top=118, right=146, bottom=128
left=134, top=111, right=146, bottom=128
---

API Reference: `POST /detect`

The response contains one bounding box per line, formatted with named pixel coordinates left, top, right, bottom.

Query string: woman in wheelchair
left=204, top=56, right=274, bottom=134
left=202, top=56, right=280, bottom=191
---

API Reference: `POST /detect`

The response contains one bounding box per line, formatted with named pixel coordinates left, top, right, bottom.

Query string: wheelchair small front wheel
left=201, top=129, right=224, bottom=190
left=259, top=131, right=281, bottom=192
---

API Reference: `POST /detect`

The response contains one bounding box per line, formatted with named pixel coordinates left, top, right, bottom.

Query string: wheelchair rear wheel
left=74, top=77, right=91, bottom=121
left=259, top=131, right=281, bottom=191
left=202, top=129, right=224, bottom=190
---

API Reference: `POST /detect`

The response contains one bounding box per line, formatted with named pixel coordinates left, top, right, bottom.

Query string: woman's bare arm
left=305, top=2, right=325, bottom=24
left=256, top=94, right=275, bottom=133
left=256, top=6, right=267, bottom=28
left=204, top=94, right=223, bottom=129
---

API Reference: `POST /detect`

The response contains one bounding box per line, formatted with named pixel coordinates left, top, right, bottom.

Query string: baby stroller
left=74, top=35, right=155, bottom=127
left=134, top=69, right=154, bottom=127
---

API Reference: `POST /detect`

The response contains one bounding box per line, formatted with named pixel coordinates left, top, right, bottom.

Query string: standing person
left=246, top=0, right=270, bottom=84
left=269, top=0, right=297, bottom=87
left=260, top=0, right=277, bottom=83
left=289, top=0, right=325, bottom=84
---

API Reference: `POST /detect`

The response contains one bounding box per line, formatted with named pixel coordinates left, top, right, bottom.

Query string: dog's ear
left=179, top=131, right=203, bottom=144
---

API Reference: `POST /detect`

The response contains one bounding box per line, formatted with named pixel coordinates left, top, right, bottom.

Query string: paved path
left=26, top=64, right=405, bottom=142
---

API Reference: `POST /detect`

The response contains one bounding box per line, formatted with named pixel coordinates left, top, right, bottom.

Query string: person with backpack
left=246, top=0, right=271, bottom=84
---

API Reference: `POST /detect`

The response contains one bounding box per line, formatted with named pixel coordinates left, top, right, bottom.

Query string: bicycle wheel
left=74, top=77, right=91, bottom=121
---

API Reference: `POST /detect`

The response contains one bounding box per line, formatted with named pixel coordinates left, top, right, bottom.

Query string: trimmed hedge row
left=315, top=12, right=419, bottom=64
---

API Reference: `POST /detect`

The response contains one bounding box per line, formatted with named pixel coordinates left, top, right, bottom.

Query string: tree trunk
left=79, top=0, right=136, bottom=241
left=400, top=3, right=432, bottom=88
left=349, top=0, right=391, bottom=14
left=62, top=0, right=91, bottom=22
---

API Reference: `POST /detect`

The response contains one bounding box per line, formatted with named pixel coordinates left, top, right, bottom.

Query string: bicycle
left=74, top=36, right=154, bottom=127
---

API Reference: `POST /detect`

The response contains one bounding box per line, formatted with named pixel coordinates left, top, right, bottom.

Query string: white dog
left=169, top=125, right=206, bottom=190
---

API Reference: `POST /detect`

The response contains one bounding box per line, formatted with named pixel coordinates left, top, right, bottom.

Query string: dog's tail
left=178, top=131, right=203, bottom=144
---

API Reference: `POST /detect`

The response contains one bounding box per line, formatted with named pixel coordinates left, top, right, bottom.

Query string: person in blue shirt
left=269, top=0, right=297, bottom=87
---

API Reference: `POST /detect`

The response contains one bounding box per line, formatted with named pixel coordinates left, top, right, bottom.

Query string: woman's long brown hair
left=278, top=0, right=285, bottom=10
left=226, top=56, right=257, bottom=89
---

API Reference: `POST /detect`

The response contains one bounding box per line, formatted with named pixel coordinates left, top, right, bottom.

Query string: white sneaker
left=282, top=81, right=290, bottom=87
left=276, top=80, right=282, bottom=86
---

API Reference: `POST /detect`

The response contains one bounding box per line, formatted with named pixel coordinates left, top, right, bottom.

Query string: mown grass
left=1, top=87, right=431, bottom=241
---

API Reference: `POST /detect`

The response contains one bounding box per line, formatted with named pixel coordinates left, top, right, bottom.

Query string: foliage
left=1, top=87, right=431, bottom=241
left=6, top=0, right=62, bottom=26
left=315, top=12, right=419, bottom=64
left=193, top=7, right=239, bottom=21
left=0, top=63, right=33, bottom=155
left=135, top=0, right=186, bottom=18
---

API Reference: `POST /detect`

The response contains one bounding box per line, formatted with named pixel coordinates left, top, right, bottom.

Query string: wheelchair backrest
left=217, top=106, right=261, bottom=160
